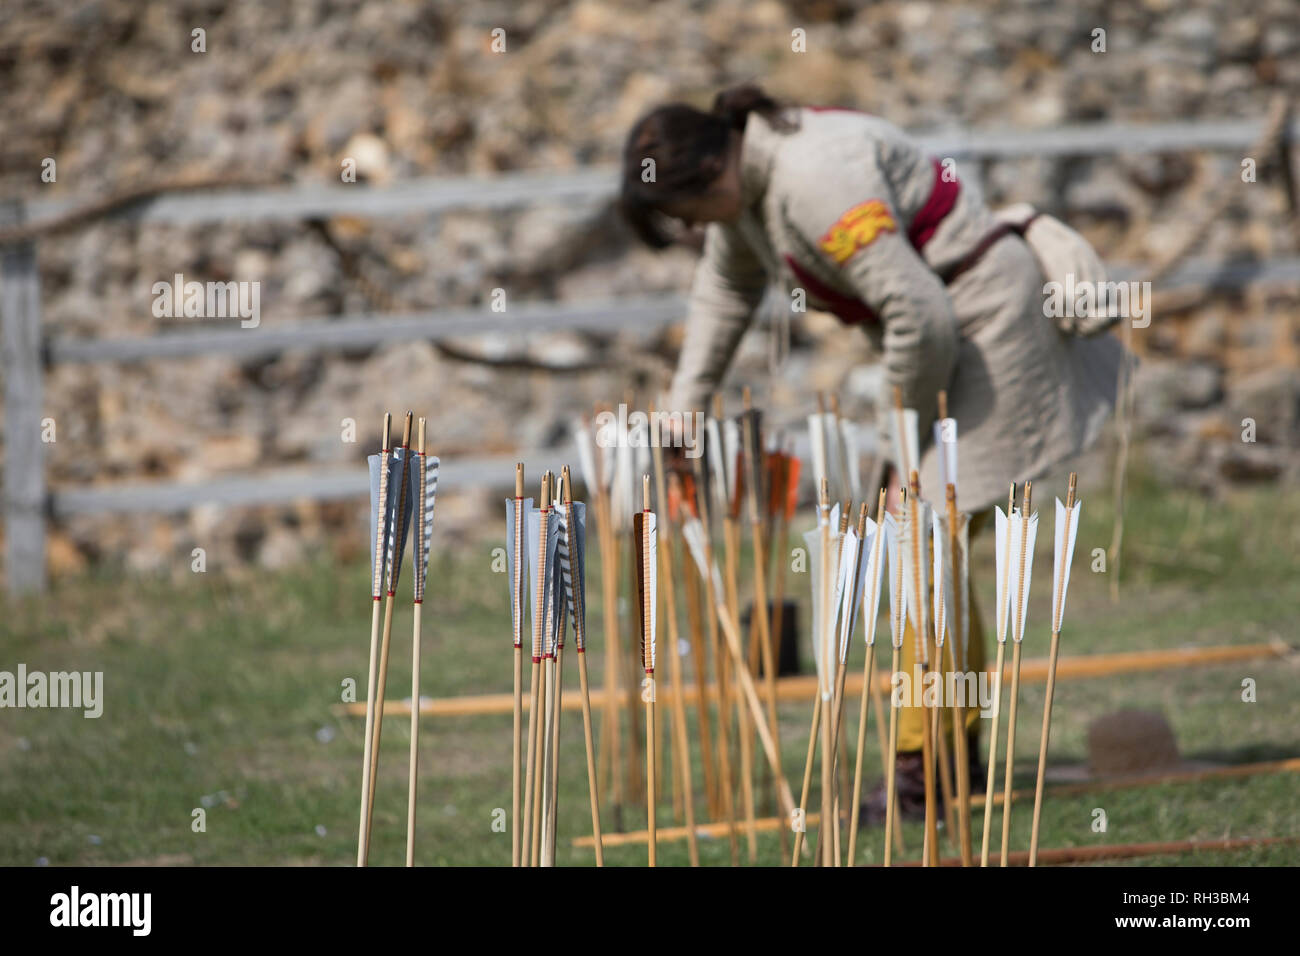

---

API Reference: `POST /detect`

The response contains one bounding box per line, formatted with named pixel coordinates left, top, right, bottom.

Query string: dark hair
left=619, top=84, right=793, bottom=248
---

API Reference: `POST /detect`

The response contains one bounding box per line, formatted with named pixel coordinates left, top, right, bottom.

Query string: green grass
left=1, top=467, right=1297, bottom=866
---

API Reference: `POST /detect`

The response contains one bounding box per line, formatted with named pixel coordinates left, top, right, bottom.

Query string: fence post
left=1, top=199, right=47, bottom=594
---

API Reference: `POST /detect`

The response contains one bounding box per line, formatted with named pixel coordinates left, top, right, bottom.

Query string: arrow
left=358, top=412, right=392, bottom=866
left=505, top=464, right=531, bottom=866
left=406, top=418, right=438, bottom=866
left=557, top=466, right=603, bottom=866
left=882, top=507, right=906, bottom=867
left=633, top=475, right=658, bottom=866
left=999, top=482, right=1038, bottom=867
left=1029, top=473, right=1081, bottom=866
left=980, top=482, right=1017, bottom=866
left=848, top=489, right=889, bottom=864
left=362, top=411, right=416, bottom=865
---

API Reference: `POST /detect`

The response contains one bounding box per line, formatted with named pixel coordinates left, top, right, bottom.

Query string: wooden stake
left=358, top=412, right=392, bottom=867
left=1000, top=481, right=1033, bottom=867
left=981, top=482, right=1016, bottom=866
left=1029, top=473, right=1076, bottom=866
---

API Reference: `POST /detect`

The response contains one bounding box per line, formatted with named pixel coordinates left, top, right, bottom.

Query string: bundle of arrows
left=495, top=389, right=1083, bottom=867
left=359, top=411, right=439, bottom=867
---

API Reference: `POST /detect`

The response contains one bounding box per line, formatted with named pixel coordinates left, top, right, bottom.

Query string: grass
left=1, top=466, right=1297, bottom=866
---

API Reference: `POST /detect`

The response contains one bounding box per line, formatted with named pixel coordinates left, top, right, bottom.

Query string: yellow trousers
left=893, top=510, right=989, bottom=753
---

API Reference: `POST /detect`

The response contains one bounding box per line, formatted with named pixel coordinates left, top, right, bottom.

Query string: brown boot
left=858, top=751, right=927, bottom=825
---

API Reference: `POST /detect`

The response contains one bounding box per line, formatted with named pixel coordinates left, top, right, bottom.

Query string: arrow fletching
left=931, top=510, right=948, bottom=648
left=573, top=421, right=597, bottom=494
left=1008, top=509, right=1040, bottom=643
left=368, top=450, right=392, bottom=599
left=558, top=499, right=589, bottom=650
left=634, top=509, right=658, bottom=672
left=413, top=454, right=439, bottom=602
left=836, top=526, right=870, bottom=663
left=883, top=511, right=905, bottom=649
left=860, top=516, right=886, bottom=647
left=383, top=447, right=416, bottom=595
left=1052, top=496, right=1081, bottom=633
left=994, top=505, right=1012, bottom=644
left=505, top=495, right=534, bottom=648
left=899, top=499, right=932, bottom=644
left=933, top=416, right=958, bottom=489
left=893, top=406, right=919, bottom=481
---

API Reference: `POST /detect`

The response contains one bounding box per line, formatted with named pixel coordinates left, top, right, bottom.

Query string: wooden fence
left=3, top=116, right=1298, bottom=592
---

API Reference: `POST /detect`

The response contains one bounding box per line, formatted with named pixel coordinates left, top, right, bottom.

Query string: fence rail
left=4, top=115, right=1298, bottom=593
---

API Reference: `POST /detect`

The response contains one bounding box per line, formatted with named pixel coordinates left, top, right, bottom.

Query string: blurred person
left=620, top=84, right=1123, bottom=820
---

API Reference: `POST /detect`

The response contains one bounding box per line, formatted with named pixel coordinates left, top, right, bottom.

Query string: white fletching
left=1007, top=509, right=1040, bottom=644
left=933, top=417, right=958, bottom=488
left=807, top=413, right=829, bottom=500
left=1052, top=498, right=1082, bottom=633
left=994, top=506, right=1011, bottom=644
left=883, top=512, right=905, bottom=649
left=931, top=511, right=947, bottom=648
left=894, top=407, right=919, bottom=480
left=860, top=517, right=886, bottom=647
left=573, top=422, right=597, bottom=494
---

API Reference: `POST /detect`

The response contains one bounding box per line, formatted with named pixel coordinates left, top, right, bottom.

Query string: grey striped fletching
left=384, top=449, right=417, bottom=594
left=505, top=496, right=533, bottom=648
left=525, top=506, right=562, bottom=659
left=413, top=455, right=439, bottom=602
left=369, top=450, right=415, bottom=596
left=556, top=501, right=588, bottom=649
left=368, top=453, right=391, bottom=598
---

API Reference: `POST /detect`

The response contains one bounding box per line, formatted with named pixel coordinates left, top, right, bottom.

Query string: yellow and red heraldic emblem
left=818, top=199, right=898, bottom=264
